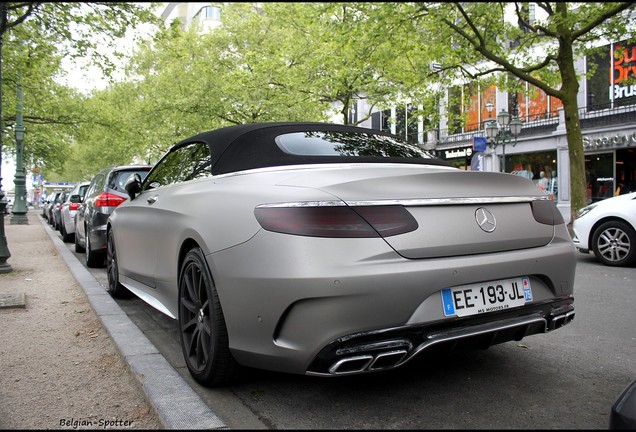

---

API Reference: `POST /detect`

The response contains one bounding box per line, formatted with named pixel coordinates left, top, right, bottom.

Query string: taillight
left=69, top=203, right=80, bottom=211
left=94, top=193, right=127, bottom=208
left=531, top=199, right=564, bottom=225
left=254, top=205, right=418, bottom=238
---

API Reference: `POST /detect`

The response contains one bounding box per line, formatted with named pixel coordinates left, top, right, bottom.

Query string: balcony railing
left=430, top=103, right=636, bottom=147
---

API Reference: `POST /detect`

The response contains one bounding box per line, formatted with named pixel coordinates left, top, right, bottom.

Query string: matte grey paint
left=109, top=163, right=576, bottom=376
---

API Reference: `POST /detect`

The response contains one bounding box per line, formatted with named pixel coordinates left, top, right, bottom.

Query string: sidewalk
left=0, top=209, right=227, bottom=430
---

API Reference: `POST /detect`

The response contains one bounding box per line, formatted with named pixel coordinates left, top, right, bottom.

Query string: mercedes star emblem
left=475, top=207, right=497, bottom=232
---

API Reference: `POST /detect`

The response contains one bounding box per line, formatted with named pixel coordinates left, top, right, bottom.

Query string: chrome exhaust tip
left=549, top=310, right=575, bottom=330
left=328, top=349, right=409, bottom=375
left=328, top=355, right=374, bottom=375
left=368, top=349, right=408, bottom=371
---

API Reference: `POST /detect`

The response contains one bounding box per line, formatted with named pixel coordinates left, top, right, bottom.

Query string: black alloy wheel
left=178, top=247, right=238, bottom=387
left=106, top=230, right=129, bottom=298
left=592, top=220, right=636, bottom=267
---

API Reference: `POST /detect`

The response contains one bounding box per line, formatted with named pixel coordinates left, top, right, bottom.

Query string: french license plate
left=441, top=276, right=533, bottom=317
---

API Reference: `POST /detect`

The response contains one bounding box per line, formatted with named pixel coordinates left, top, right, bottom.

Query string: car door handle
left=147, top=196, right=158, bottom=205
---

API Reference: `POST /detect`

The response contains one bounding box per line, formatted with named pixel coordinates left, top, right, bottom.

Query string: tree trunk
left=558, top=44, right=587, bottom=225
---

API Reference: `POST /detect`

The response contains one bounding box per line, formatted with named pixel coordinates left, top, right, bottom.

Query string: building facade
left=359, top=40, right=636, bottom=224
left=162, top=3, right=635, bottom=223
left=160, top=2, right=222, bottom=31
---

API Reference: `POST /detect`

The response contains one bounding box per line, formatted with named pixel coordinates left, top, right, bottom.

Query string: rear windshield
left=276, top=131, right=436, bottom=159
left=109, top=169, right=151, bottom=193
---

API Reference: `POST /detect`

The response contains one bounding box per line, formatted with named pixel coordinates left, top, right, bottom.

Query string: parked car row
left=42, top=165, right=152, bottom=269
left=41, top=190, right=64, bottom=225
left=40, top=123, right=632, bottom=395
left=74, top=165, right=152, bottom=267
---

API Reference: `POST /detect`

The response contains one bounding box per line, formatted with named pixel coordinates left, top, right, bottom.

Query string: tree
left=1, top=2, right=160, bottom=176
left=397, top=2, right=635, bottom=222
left=265, top=2, right=418, bottom=125
left=0, top=2, right=160, bottom=269
left=120, top=2, right=332, bottom=161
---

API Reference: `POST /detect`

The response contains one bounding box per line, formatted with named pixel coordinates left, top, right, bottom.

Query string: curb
left=40, top=215, right=229, bottom=430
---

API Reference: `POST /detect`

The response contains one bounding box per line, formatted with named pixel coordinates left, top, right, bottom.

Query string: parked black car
left=610, top=378, right=636, bottom=429
left=75, top=165, right=152, bottom=267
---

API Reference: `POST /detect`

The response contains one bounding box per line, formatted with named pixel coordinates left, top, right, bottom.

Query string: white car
left=572, top=192, right=636, bottom=266
left=59, top=182, right=90, bottom=243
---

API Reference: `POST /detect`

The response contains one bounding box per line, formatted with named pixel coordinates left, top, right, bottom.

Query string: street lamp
left=10, top=66, right=28, bottom=224
left=0, top=2, right=13, bottom=272
left=484, top=108, right=522, bottom=173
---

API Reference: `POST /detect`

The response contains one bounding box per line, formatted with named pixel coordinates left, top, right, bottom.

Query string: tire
left=61, top=223, right=73, bottom=243
left=178, top=247, right=238, bottom=387
left=591, top=220, right=636, bottom=267
left=85, top=231, right=105, bottom=268
left=74, top=229, right=85, bottom=253
left=106, top=230, right=129, bottom=298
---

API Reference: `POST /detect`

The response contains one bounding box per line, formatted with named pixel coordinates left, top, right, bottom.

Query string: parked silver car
left=107, top=122, right=577, bottom=387
left=59, top=181, right=91, bottom=243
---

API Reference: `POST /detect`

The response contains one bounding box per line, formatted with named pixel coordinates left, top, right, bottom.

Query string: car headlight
left=575, top=204, right=597, bottom=219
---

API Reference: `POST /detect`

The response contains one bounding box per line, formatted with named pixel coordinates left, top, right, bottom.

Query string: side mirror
left=70, top=194, right=82, bottom=203
left=125, top=173, right=143, bottom=200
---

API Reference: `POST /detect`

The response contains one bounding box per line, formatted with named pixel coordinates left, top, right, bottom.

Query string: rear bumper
left=306, top=298, right=574, bottom=376
left=89, top=214, right=110, bottom=251
left=62, top=211, right=77, bottom=234
left=208, top=225, right=577, bottom=376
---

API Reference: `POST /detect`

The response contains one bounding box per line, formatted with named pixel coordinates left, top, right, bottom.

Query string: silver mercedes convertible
left=107, top=122, right=576, bottom=387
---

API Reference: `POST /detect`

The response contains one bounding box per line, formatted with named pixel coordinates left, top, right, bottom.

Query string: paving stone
left=0, top=292, right=26, bottom=309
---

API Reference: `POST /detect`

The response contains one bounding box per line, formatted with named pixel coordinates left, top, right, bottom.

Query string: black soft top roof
left=171, top=122, right=448, bottom=175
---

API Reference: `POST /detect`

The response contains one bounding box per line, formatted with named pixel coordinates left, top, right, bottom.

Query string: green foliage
left=402, top=2, right=635, bottom=219
left=3, top=1, right=635, bottom=212
left=0, top=1, right=160, bottom=182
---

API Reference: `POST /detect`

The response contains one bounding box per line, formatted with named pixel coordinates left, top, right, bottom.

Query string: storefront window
left=616, top=148, right=636, bottom=195
left=585, top=152, right=615, bottom=203
left=437, top=146, right=474, bottom=170
left=507, top=150, right=558, bottom=200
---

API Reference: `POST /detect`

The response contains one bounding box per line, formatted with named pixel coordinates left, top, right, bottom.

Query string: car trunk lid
left=278, top=165, right=556, bottom=259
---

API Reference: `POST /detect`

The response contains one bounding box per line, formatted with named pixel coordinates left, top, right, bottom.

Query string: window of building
left=507, top=150, right=559, bottom=200
left=370, top=109, right=392, bottom=134
left=585, top=152, right=615, bottom=203
left=202, top=6, right=221, bottom=20
left=515, top=82, right=562, bottom=122
left=587, top=40, right=636, bottom=111
left=395, top=104, right=419, bottom=144
left=447, top=83, right=495, bottom=133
